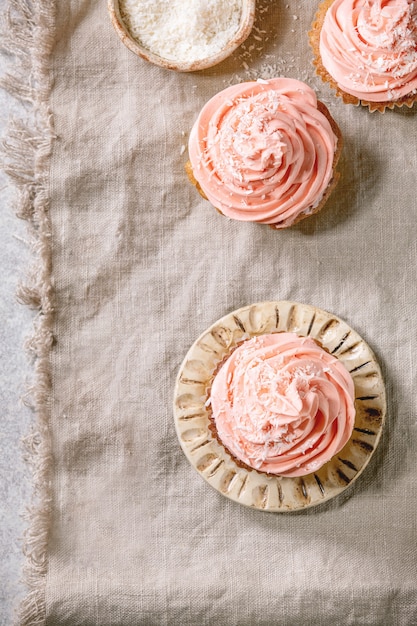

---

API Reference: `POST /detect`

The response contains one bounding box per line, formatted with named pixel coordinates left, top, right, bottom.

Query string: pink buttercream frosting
left=188, top=78, right=339, bottom=228
left=209, top=333, right=356, bottom=477
left=319, top=0, right=417, bottom=102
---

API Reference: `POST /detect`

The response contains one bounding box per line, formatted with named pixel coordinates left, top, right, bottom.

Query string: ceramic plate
left=173, top=301, right=386, bottom=512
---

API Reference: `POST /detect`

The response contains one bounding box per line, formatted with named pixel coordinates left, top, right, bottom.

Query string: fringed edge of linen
left=0, top=1, right=55, bottom=624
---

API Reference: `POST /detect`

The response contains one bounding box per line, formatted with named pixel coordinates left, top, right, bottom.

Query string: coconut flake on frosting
left=319, top=0, right=417, bottom=102
left=188, top=78, right=339, bottom=228
left=209, top=333, right=356, bottom=477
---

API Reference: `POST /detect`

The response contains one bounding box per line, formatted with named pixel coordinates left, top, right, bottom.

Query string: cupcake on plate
left=186, top=78, right=342, bottom=229
left=174, top=302, right=386, bottom=511
left=209, top=332, right=356, bottom=477
left=310, top=0, right=417, bottom=112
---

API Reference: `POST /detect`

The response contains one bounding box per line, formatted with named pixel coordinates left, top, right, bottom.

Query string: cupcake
left=310, top=0, right=417, bottom=112
left=174, top=302, right=386, bottom=511
left=186, top=78, right=342, bottom=229
left=209, top=333, right=356, bottom=477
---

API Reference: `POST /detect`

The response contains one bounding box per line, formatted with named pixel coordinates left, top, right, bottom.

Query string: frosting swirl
left=188, top=78, right=339, bottom=228
left=210, top=333, right=356, bottom=477
left=319, top=0, right=417, bottom=102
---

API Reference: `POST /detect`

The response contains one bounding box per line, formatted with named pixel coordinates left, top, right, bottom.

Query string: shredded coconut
left=119, top=0, right=243, bottom=63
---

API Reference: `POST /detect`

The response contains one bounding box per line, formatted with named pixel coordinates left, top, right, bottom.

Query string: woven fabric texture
left=21, top=0, right=417, bottom=624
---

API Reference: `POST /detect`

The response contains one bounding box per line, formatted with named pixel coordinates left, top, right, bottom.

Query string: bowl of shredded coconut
left=108, top=0, right=256, bottom=72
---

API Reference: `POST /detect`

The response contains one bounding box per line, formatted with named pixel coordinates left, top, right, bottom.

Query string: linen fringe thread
left=0, top=1, right=55, bottom=624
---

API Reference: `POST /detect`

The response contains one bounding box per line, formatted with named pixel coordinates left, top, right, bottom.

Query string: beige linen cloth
left=7, top=0, right=417, bottom=624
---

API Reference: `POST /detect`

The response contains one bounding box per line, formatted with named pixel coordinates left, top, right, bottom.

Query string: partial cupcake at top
left=310, top=0, right=417, bottom=111
left=186, top=78, right=343, bottom=229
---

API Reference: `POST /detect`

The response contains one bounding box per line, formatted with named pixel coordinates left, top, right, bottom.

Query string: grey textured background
left=0, top=28, right=34, bottom=625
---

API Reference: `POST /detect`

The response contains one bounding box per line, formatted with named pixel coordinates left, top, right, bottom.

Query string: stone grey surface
left=0, top=45, right=35, bottom=625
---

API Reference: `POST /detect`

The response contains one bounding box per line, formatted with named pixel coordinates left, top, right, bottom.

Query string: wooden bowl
left=108, top=0, right=256, bottom=72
